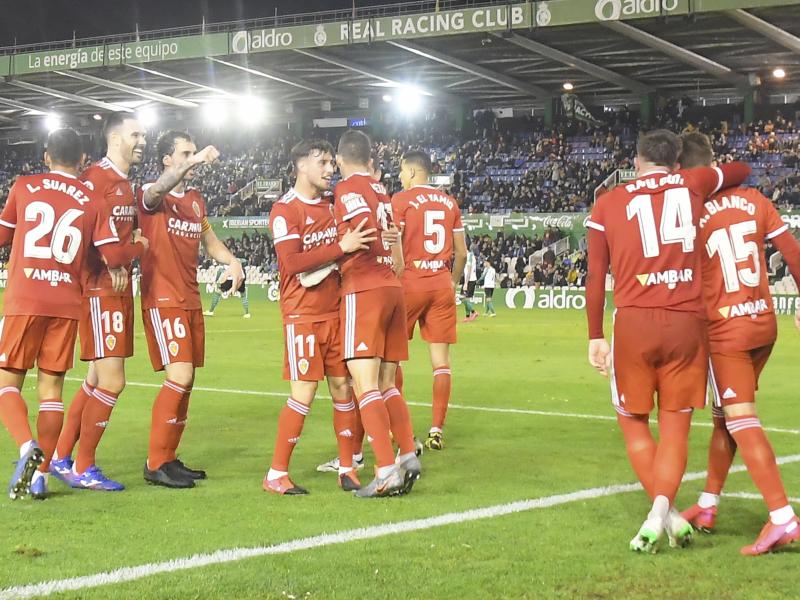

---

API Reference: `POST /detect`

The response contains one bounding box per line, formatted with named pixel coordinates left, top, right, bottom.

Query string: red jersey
left=137, top=185, right=209, bottom=310
left=333, top=173, right=400, bottom=293
left=392, top=185, right=464, bottom=292
left=700, top=186, right=790, bottom=351
left=270, top=188, right=343, bottom=323
left=587, top=164, right=749, bottom=314
left=0, top=171, right=120, bottom=320
left=80, top=158, right=136, bottom=297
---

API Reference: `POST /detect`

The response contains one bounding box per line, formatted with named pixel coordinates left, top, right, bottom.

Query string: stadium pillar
left=743, top=90, right=756, bottom=124
left=451, top=103, right=467, bottom=133
left=640, top=93, right=654, bottom=127
left=544, top=98, right=557, bottom=128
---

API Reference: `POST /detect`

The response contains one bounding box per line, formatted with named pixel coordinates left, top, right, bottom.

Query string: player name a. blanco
left=624, top=173, right=683, bottom=193
left=699, top=194, right=756, bottom=228
left=168, top=217, right=202, bottom=238
left=41, top=178, right=90, bottom=205
left=635, top=268, right=693, bottom=290
left=23, top=267, right=72, bottom=286
left=410, top=193, right=454, bottom=210
left=413, top=259, right=446, bottom=271
left=718, top=298, right=770, bottom=319
left=303, top=227, right=337, bottom=246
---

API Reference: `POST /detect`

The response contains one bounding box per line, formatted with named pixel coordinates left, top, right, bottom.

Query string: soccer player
left=479, top=259, right=497, bottom=317
left=461, top=247, right=479, bottom=322
left=0, top=128, right=142, bottom=499
left=391, top=150, right=467, bottom=451
left=677, top=132, right=800, bottom=555
left=263, top=139, right=375, bottom=495
left=205, top=261, right=251, bottom=318
left=51, top=112, right=146, bottom=491
left=585, top=129, right=751, bottom=552
left=138, top=131, right=243, bottom=488
left=333, top=130, right=421, bottom=497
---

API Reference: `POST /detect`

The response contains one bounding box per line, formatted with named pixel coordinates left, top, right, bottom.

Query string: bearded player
left=586, top=129, right=750, bottom=552
left=138, top=131, right=243, bottom=488
left=677, top=132, right=800, bottom=555
left=50, top=112, right=147, bottom=491
left=262, top=139, right=375, bottom=495
left=391, top=150, right=467, bottom=451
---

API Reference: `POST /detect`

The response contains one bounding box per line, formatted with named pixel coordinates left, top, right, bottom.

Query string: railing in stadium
left=0, top=0, right=499, bottom=54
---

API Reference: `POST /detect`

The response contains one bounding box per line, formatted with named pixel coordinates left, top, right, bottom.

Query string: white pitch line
left=4, top=454, right=799, bottom=600
left=60, top=377, right=800, bottom=435
left=723, top=491, right=800, bottom=504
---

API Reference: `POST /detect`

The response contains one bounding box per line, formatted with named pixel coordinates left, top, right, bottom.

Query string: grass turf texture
left=0, top=291, right=798, bottom=599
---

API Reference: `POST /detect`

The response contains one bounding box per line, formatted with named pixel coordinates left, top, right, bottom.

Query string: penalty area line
left=3, top=454, right=800, bottom=599
left=60, top=377, right=800, bottom=436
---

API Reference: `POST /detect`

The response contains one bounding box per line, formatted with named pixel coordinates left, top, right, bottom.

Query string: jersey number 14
left=626, top=188, right=696, bottom=258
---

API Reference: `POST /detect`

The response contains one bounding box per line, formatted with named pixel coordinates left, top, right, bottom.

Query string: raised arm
left=142, top=145, right=220, bottom=211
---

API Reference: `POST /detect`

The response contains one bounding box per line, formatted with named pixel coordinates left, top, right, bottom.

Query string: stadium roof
left=0, top=0, right=799, bottom=140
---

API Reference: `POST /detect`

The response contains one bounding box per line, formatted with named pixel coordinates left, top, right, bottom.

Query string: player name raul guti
left=624, top=172, right=684, bottom=193
left=699, top=194, right=756, bottom=229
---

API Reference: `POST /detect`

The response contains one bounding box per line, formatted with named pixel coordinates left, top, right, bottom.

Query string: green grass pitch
left=0, top=291, right=798, bottom=599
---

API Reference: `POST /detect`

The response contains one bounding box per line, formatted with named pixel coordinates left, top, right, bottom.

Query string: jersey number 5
left=24, top=202, right=83, bottom=264
left=424, top=210, right=446, bottom=254
left=626, top=188, right=695, bottom=258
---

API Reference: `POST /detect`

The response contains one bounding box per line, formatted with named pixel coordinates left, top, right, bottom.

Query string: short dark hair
left=102, top=111, right=137, bottom=140
left=290, top=139, right=334, bottom=169
left=156, top=130, right=193, bottom=170
left=401, top=150, right=432, bottom=174
left=636, top=129, right=682, bottom=168
left=678, top=132, right=713, bottom=169
left=337, top=129, right=372, bottom=165
left=46, top=128, right=83, bottom=167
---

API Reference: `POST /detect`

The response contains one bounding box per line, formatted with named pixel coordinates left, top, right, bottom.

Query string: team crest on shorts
left=192, top=201, right=201, bottom=218
left=298, top=358, right=310, bottom=375
left=105, top=335, right=116, bottom=351
left=168, top=341, right=179, bottom=357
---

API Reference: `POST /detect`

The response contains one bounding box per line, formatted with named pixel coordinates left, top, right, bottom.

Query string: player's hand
left=381, top=226, right=400, bottom=247
left=339, top=218, right=377, bottom=254
left=191, top=145, right=220, bottom=166
left=229, top=258, right=245, bottom=293
left=132, top=228, right=149, bottom=253
left=588, top=338, right=611, bottom=377
left=108, top=266, right=129, bottom=293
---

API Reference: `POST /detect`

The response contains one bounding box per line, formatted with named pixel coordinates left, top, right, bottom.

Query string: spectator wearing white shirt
left=479, top=259, right=497, bottom=317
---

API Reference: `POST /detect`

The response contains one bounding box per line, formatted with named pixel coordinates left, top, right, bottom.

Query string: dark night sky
left=0, top=0, right=390, bottom=46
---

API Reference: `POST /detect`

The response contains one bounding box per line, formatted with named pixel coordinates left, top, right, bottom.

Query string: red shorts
left=143, top=307, right=205, bottom=372
left=708, top=345, right=773, bottom=408
left=405, top=287, right=457, bottom=344
left=341, top=286, right=408, bottom=362
left=283, top=318, right=347, bottom=381
left=0, top=315, right=77, bottom=373
left=79, top=295, right=135, bottom=361
left=611, top=307, right=709, bottom=415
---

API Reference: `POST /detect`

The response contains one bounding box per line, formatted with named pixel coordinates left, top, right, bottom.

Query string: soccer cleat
left=488, top=313, right=497, bottom=318
left=338, top=470, right=361, bottom=492
left=666, top=509, right=693, bottom=548
left=49, top=455, right=79, bottom=487
left=398, top=454, right=422, bottom=495
left=681, top=504, right=717, bottom=533
left=30, top=475, right=48, bottom=500
left=72, top=465, right=125, bottom=491
left=8, top=443, right=44, bottom=500
left=354, top=465, right=405, bottom=498
left=630, top=517, right=664, bottom=554
left=143, top=460, right=195, bottom=489
left=203, top=310, right=214, bottom=317
left=316, top=455, right=365, bottom=473
left=467, top=312, right=479, bottom=322
left=243, top=314, right=251, bottom=319
left=263, top=474, right=308, bottom=496
left=174, top=458, right=207, bottom=480
left=425, top=431, right=444, bottom=451
left=740, top=517, right=800, bottom=556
